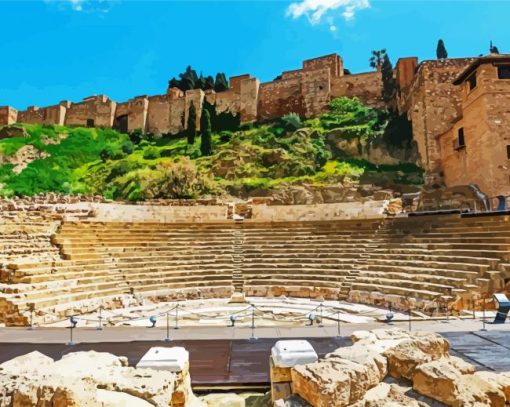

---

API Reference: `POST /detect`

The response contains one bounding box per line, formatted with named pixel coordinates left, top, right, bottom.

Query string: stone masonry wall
left=0, top=106, right=18, bottom=126
left=1, top=53, right=385, bottom=133
left=403, top=58, right=474, bottom=183
left=65, top=95, right=117, bottom=128
left=439, top=62, right=510, bottom=196
left=18, top=104, right=67, bottom=126
left=331, top=71, right=384, bottom=108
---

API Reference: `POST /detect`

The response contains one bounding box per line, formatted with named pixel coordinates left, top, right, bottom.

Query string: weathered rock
left=0, top=125, right=29, bottom=139
left=200, top=393, right=245, bottom=407
left=350, top=382, right=422, bottom=407
left=326, top=341, right=387, bottom=384
left=274, top=394, right=312, bottom=407
left=412, top=358, right=463, bottom=405
left=456, top=373, right=506, bottom=407
left=291, top=355, right=384, bottom=407
left=413, top=358, right=507, bottom=407
left=474, top=371, right=510, bottom=401
left=0, top=350, right=178, bottom=407
left=382, top=332, right=449, bottom=380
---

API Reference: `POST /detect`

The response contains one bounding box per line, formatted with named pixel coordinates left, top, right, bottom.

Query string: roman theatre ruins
left=1, top=195, right=509, bottom=329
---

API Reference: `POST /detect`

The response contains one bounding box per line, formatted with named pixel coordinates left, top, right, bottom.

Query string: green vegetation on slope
left=0, top=97, right=423, bottom=200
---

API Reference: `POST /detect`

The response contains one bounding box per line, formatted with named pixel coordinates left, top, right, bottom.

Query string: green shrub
left=143, top=146, right=161, bottom=160
left=281, top=113, right=303, bottom=131
left=122, top=141, right=135, bottom=155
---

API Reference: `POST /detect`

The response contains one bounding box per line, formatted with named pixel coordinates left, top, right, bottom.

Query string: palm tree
left=370, top=49, right=387, bottom=70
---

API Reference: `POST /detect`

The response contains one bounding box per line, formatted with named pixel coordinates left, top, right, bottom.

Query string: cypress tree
left=187, top=102, right=197, bottom=145
left=436, top=39, right=448, bottom=59
left=381, top=53, right=396, bottom=103
left=214, top=73, right=229, bottom=92
left=200, top=109, right=213, bottom=156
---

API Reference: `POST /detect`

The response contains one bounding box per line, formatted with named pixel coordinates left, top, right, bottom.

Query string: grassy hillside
left=0, top=97, right=423, bottom=200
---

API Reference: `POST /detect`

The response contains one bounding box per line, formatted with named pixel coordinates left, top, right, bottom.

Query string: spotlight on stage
left=69, top=315, right=78, bottom=328
left=307, top=312, right=316, bottom=326
left=149, top=315, right=157, bottom=328
left=229, top=315, right=237, bottom=327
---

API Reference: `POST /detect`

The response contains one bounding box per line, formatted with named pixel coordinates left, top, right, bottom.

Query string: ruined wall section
left=65, top=96, right=117, bottom=128
left=404, top=58, right=474, bottom=183
left=0, top=107, right=18, bottom=126
left=18, top=103, right=68, bottom=126
left=331, top=71, right=383, bottom=108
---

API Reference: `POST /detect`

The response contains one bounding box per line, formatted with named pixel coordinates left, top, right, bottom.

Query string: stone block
left=271, top=340, right=318, bottom=368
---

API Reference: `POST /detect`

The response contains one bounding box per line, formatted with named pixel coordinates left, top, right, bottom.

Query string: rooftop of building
left=453, top=53, right=510, bottom=85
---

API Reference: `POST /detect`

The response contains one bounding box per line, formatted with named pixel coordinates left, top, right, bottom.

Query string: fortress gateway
left=1, top=53, right=510, bottom=197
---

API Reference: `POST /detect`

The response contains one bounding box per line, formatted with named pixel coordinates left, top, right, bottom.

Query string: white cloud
left=45, top=0, right=117, bottom=13
left=287, top=0, right=370, bottom=26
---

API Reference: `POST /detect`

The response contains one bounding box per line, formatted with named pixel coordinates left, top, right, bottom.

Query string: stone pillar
left=270, top=340, right=318, bottom=404
left=136, top=346, right=193, bottom=407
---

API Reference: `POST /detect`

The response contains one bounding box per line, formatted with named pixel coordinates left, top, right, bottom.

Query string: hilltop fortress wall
left=0, top=54, right=384, bottom=135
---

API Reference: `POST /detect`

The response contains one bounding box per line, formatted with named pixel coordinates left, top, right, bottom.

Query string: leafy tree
left=181, top=66, right=198, bottom=91
left=169, top=68, right=227, bottom=92
left=187, top=102, right=197, bottom=145
left=204, top=75, right=215, bottom=90
left=369, top=49, right=386, bottom=70
left=436, top=39, right=448, bottom=59
left=200, top=109, right=213, bottom=156
left=381, top=54, right=396, bottom=103
left=214, top=73, right=229, bottom=92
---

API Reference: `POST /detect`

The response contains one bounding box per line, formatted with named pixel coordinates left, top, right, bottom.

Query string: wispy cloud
left=44, top=0, right=118, bottom=13
left=287, top=0, right=370, bottom=31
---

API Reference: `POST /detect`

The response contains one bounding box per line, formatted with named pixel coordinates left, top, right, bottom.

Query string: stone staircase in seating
left=0, top=210, right=509, bottom=326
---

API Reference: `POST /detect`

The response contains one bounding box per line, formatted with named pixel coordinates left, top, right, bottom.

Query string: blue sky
left=1, top=0, right=509, bottom=110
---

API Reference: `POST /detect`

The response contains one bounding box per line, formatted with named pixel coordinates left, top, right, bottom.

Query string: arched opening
left=86, top=118, right=95, bottom=128
left=114, top=115, right=129, bottom=134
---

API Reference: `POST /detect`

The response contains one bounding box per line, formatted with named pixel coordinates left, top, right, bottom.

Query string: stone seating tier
left=0, top=213, right=509, bottom=325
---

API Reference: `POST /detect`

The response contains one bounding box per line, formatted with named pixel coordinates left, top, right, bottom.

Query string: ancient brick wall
left=396, top=58, right=418, bottom=91
left=403, top=58, right=474, bottom=181
left=213, top=89, right=240, bottom=116
left=17, top=104, right=67, bottom=126
left=300, top=68, right=331, bottom=118
left=168, top=97, right=185, bottom=134
left=1, top=53, right=387, bottom=135
left=0, top=107, right=18, bottom=125
left=257, top=76, right=304, bottom=121
left=146, top=95, right=171, bottom=134
left=240, top=77, right=260, bottom=122
left=439, top=62, right=510, bottom=196
left=303, top=54, right=343, bottom=77
left=331, top=71, right=384, bottom=108
left=65, top=95, right=116, bottom=128
left=17, top=106, right=45, bottom=124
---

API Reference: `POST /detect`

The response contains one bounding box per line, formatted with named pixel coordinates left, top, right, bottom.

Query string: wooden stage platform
left=0, top=332, right=508, bottom=388
left=0, top=337, right=347, bottom=388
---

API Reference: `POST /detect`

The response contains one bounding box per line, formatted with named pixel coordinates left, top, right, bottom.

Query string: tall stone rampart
left=0, top=53, right=386, bottom=134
